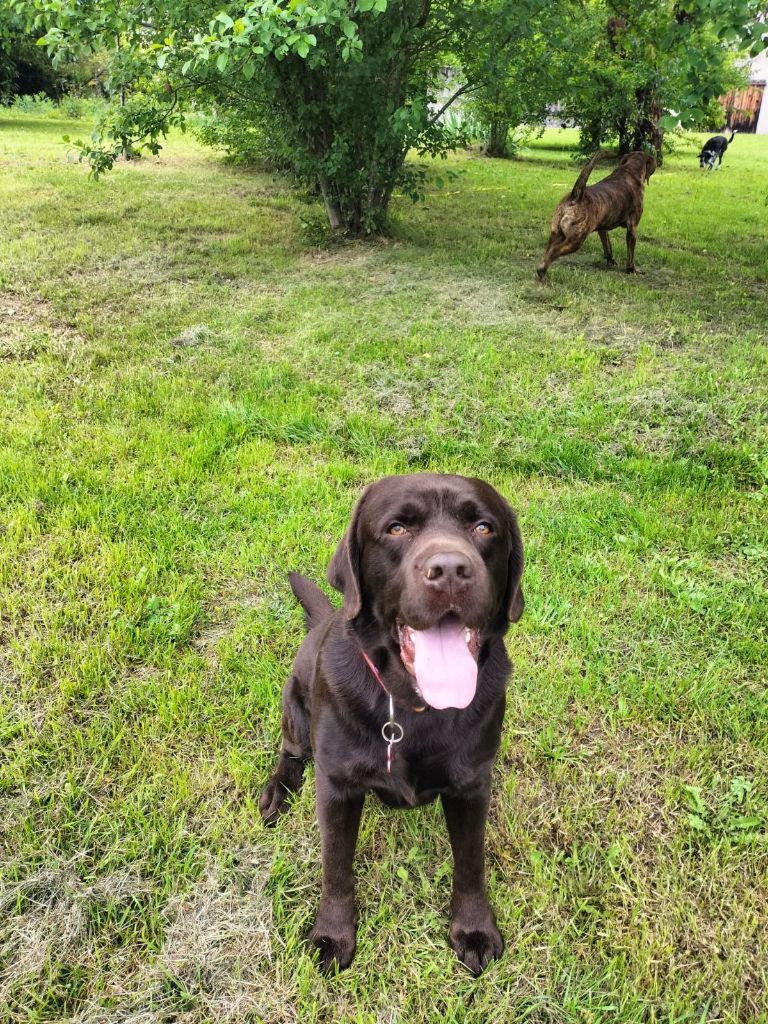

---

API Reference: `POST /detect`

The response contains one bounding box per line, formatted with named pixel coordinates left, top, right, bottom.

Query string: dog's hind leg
left=259, top=674, right=312, bottom=825
left=536, top=233, right=584, bottom=280
left=625, top=223, right=639, bottom=273
left=598, top=229, right=616, bottom=266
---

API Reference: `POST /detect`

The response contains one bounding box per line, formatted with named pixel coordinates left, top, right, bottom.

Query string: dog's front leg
left=598, top=229, right=616, bottom=266
left=441, top=787, right=503, bottom=976
left=310, top=771, right=364, bottom=973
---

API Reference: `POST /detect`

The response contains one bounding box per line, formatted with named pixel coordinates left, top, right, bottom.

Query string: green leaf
left=157, top=52, right=167, bottom=69
left=216, top=51, right=229, bottom=71
left=396, top=866, right=409, bottom=881
left=729, top=816, right=762, bottom=831
left=357, top=0, right=375, bottom=11
left=687, top=813, right=708, bottom=832
left=729, top=777, right=752, bottom=803
left=242, top=59, right=256, bottom=80
left=683, top=785, right=706, bottom=815
left=296, top=40, right=309, bottom=58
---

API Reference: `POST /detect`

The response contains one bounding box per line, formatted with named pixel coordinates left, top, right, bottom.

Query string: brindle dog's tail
left=570, top=150, right=607, bottom=201
left=288, top=572, right=334, bottom=631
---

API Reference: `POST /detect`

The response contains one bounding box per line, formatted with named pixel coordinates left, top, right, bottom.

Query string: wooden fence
left=720, top=84, right=765, bottom=133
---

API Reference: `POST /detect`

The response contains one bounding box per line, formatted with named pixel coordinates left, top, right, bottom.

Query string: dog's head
left=619, top=151, right=656, bottom=182
left=328, top=474, right=523, bottom=709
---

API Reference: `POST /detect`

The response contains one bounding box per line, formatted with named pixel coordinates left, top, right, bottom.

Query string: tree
left=24, top=0, right=544, bottom=235
left=0, top=11, right=64, bottom=103
left=554, top=0, right=763, bottom=162
left=464, top=2, right=574, bottom=158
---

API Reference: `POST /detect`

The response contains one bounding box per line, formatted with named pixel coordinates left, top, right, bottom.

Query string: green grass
left=0, top=114, right=767, bottom=1023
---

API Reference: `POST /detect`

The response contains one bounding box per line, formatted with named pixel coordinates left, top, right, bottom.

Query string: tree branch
left=427, top=81, right=479, bottom=125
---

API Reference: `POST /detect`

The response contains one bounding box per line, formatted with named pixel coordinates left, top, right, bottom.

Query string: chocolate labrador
left=260, top=473, right=524, bottom=975
left=536, top=150, right=656, bottom=280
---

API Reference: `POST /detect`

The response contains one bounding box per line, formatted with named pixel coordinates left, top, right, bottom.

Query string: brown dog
left=536, top=150, right=656, bottom=280
left=259, top=474, right=524, bottom=975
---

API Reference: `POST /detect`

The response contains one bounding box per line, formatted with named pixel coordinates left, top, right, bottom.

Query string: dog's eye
left=474, top=522, right=492, bottom=535
left=387, top=523, right=407, bottom=536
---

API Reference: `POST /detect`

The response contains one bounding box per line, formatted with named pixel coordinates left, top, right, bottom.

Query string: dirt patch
left=0, top=864, right=153, bottom=1008
left=156, top=851, right=290, bottom=1024
left=0, top=850, right=292, bottom=1024
left=190, top=580, right=263, bottom=667
left=0, top=292, right=86, bottom=363
left=170, top=324, right=214, bottom=349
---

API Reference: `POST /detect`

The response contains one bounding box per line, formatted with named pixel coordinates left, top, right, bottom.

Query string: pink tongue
left=411, top=619, right=478, bottom=710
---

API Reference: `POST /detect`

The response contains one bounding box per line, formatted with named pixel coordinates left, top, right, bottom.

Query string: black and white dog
left=699, top=130, right=737, bottom=171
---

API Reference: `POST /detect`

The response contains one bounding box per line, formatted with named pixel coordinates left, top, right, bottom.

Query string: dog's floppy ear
left=645, top=154, right=657, bottom=179
left=327, top=488, right=368, bottom=620
left=504, top=503, right=525, bottom=623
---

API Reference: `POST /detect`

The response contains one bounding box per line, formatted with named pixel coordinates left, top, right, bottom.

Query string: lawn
left=0, top=114, right=767, bottom=1023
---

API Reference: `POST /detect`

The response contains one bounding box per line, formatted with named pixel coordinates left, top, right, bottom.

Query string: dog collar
left=360, top=650, right=425, bottom=774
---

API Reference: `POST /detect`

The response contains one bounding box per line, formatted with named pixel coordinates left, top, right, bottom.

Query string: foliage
left=554, top=0, right=755, bottom=160
left=683, top=778, right=763, bottom=842
left=464, top=4, right=571, bottom=158
left=0, top=29, right=61, bottom=103
left=195, top=102, right=291, bottom=168
left=0, top=13, right=106, bottom=104
left=20, top=0, right=501, bottom=233
left=3, top=91, right=108, bottom=119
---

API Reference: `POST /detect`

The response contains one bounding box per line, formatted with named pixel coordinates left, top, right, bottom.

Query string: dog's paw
left=310, top=929, right=356, bottom=974
left=606, top=258, right=617, bottom=266
left=258, top=778, right=291, bottom=826
left=449, top=920, right=503, bottom=976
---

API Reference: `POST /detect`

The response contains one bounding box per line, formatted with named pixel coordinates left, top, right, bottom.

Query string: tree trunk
left=484, top=119, right=509, bottom=158
left=317, top=157, right=401, bottom=236
left=631, top=91, right=663, bottom=165
left=317, top=174, right=344, bottom=233
left=617, top=116, right=631, bottom=156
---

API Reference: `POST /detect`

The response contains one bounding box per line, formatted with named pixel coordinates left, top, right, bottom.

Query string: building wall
left=750, top=52, right=768, bottom=134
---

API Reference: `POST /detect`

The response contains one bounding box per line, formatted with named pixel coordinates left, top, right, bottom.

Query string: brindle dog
left=259, top=474, right=524, bottom=975
left=536, top=150, right=656, bottom=280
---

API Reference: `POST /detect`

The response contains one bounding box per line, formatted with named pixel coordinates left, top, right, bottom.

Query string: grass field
left=1, top=113, right=767, bottom=1023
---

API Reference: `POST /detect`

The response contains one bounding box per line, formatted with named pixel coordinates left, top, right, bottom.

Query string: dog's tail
left=288, top=572, right=335, bottom=631
left=570, top=150, right=607, bottom=201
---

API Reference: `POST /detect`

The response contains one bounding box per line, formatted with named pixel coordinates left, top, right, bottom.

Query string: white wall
left=750, top=52, right=768, bottom=134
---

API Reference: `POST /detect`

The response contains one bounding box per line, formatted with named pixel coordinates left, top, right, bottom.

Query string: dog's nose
left=422, top=551, right=474, bottom=590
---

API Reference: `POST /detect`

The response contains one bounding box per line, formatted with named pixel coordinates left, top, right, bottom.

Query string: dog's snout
left=422, top=551, right=474, bottom=589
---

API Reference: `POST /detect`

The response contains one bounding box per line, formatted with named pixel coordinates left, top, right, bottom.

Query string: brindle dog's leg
left=259, top=675, right=311, bottom=825
left=442, top=787, right=503, bottom=976
left=310, top=772, right=364, bottom=973
left=537, top=232, right=586, bottom=280
left=625, top=222, right=639, bottom=273
left=598, top=228, right=616, bottom=266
